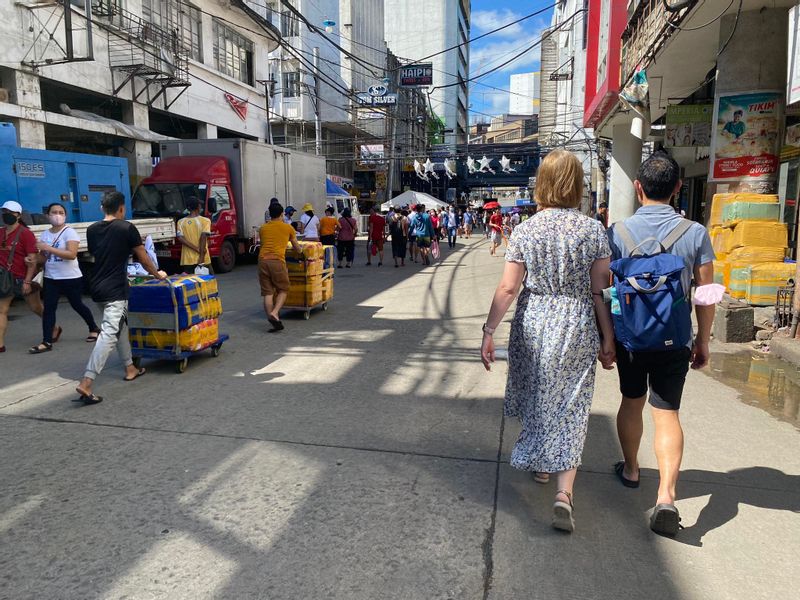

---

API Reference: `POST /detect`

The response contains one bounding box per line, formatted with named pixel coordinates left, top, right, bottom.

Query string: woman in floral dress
left=481, top=150, right=616, bottom=533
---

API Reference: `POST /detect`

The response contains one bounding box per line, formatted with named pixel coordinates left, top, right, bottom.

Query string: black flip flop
left=614, top=461, right=640, bottom=488
left=123, top=367, right=146, bottom=382
left=650, top=504, right=681, bottom=536
left=28, top=342, right=53, bottom=354
left=268, top=320, right=285, bottom=333
left=73, top=394, right=103, bottom=405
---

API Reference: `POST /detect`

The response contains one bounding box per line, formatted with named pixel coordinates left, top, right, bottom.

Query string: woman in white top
left=298, top=203, right=320, bottom=241
left=28, top=203, right=99, bottom=353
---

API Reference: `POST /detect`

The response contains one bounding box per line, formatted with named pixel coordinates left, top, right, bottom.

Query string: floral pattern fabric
left=504, top=208, right=611, bottom=473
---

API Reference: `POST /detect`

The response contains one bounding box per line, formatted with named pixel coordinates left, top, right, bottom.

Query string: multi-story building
left=383, top=0, right=470, bottom=148
left=509, top=73, right=540, bottom=116
left=1, top=0, right=283, bottom=185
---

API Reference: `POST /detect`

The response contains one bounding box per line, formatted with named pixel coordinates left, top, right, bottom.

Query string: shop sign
left=356, top=85, right=397, bottom=106
left=710, top=91, right=783, bottom=181
left=788, top=5, right=800, bottom=105
left=400, top=63, right=433, bottom=87
left=15, top=161, right=46, bottom=178
left=665, top=105, right=712, bottom=147
left=583, top=0, right=627, bottom=129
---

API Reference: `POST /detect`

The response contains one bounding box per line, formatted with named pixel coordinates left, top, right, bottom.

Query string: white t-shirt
left=40, top=226, right=82, bottom=280
left=301, top=214, right=320, bottom=239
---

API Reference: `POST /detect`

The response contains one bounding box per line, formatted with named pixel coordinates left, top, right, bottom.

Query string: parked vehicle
left=0, top=122, right=175, bottom=256
left=133, top=139, right=327, bottom=272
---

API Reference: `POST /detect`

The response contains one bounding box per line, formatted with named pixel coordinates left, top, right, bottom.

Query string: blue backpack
left=610, top=220, right=693, bottom=353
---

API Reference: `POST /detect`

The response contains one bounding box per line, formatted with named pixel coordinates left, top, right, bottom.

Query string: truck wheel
left=214, top=240, right=236, bottom=273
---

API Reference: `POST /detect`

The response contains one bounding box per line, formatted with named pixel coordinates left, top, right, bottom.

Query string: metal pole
left=313, top=47, right=322, bottom=156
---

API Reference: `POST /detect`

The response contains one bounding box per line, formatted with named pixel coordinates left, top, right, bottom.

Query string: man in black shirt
left=75, top=192, right=165, bottom=405
left=595, top=202, right=609, bottom=228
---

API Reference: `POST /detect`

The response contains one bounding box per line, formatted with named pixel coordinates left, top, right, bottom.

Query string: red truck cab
left=132, top=156, right=239, bottom=272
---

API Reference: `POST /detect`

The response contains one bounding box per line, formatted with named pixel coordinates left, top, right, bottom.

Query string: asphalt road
left=1, top=236, right=798, bottom=600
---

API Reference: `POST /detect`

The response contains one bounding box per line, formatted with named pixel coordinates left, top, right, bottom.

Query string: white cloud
left=472, top=9, right=526, bottom=38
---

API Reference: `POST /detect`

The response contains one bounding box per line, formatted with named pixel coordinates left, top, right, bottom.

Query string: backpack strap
left=614, top=223, right=640, bottom=255
left=660, top=219, right=693, bottom=251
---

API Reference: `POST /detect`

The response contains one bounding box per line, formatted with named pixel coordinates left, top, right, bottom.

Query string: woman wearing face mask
left=0, top=200, right=44, bottom=353
left=27, top=203, right=99, bottom=354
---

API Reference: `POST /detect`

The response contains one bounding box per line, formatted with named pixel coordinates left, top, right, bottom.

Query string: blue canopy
left=326, top=178, right=350, bottom=197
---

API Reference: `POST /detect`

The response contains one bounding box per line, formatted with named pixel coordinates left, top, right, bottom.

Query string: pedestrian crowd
left=481, top=150, right=715, bottom=538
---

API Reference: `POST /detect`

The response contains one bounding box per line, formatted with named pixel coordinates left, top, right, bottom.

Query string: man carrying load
left=259, top=202, right=304, bottom=332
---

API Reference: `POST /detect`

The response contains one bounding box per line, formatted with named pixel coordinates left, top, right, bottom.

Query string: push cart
left=129, top=276, right=229, bottom=373
left=282, top=266, right=334, bottom=320
left=282, top=300, right=328, bottom=321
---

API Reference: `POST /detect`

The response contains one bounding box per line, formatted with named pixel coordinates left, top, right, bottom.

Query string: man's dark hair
left=598, top=202, right=608, bottom=209
left=636, top=152, right=680, bottom=201
left=186, top=196, right=200, bottom=212
left=101, top=191, right=126, bottom=215
left=325, top=207, right=334, bottom=215
left=269, top=203, right=284, bottom=219
left=269, top=197, right=280, bottom=205
left=46, top=202, right=65, bottom=214
left=415, top=204, right=425, bottom=213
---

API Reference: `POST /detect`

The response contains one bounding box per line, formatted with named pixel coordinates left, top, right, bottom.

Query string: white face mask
left=49, top=214, right=66, bottom=227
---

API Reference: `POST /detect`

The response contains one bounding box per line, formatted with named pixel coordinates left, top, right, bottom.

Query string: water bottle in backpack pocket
left=610, top=220, right=694, bottom=353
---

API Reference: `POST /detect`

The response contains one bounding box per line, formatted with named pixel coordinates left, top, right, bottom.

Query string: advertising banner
left=665, top=105, right=712, bottom=147
left=710, top=91, right=783, bottom=181
left=400, top=63, right=433, bottom=87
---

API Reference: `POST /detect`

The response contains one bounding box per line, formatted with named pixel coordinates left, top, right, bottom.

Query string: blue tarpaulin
left=326, top=178, right=350, bottom=196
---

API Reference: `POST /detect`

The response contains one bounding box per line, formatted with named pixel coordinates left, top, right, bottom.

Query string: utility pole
left=313, top=47, right=322, bottom=156
left=385, top=58, right=400, bottom=205
left=256, top=75, right=276, bottom=145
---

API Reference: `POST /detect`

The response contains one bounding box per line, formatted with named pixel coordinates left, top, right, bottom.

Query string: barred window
left=141, top=0, right=203, bottom=62
left=282, top=72, right=300, bottom=98
left=212, top=20, right=254, bottom=85
left=282, top=2, right=300, bottom=37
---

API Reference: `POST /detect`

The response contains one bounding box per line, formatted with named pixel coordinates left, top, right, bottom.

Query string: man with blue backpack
left=607, top=152, right=715, bottom=537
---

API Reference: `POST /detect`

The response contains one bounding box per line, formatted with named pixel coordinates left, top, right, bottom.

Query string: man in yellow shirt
left=319, top=206, right=338, bottom=246
left=177, top=197, right=212, bottom=273
left=259, top=202, right=303, bottom=332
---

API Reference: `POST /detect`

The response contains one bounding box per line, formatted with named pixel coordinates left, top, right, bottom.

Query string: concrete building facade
left=383, top=0, right=470, bottom=148
left=509, top=72, right=540, bottom=116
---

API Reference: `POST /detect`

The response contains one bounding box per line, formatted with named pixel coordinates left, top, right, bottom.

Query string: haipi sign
left=400, top=63, right=433, bottom=87
left=356, top=84, right=398, bottom=107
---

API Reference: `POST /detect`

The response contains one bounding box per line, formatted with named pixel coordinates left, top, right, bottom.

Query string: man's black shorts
left=615, top=342, right=692, bottom=410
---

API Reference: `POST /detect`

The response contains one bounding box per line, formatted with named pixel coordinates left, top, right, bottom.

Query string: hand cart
left=282, top=266, right=334, bottom=320
left=130, top=276, right=229, bottom=373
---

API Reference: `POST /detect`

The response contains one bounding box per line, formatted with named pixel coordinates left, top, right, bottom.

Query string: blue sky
left=468, top=1, right=554, bottom=121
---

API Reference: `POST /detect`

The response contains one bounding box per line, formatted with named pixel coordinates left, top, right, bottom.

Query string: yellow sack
left=727, top=246, right=786, bottom=263
left=728, top=262, right=750, bottom=299
left=709, top=193, right=778, bottom=226
left=726, top=221, right=788, bottom=252
left=710, top=226, right=732, bottom=255
left=286, top=241, right=324, bottom=261
left=321, top=276, right=334, bottom=302
left=746, top=262, right=796, bottom=306
left=713, top=259, right=731, bottom=289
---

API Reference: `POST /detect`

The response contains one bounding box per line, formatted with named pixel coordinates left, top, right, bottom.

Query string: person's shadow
left=663, top=467, right=800, bottom=547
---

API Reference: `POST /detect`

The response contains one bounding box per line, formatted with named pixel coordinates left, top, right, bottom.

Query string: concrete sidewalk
left=0, top=237, right=798, bottom=600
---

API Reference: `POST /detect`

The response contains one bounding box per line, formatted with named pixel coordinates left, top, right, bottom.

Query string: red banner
left=224, top=93, right=248, bottom=121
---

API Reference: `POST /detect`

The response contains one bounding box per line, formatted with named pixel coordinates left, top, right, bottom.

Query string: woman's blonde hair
left=534, top=150, right=584, bottom=209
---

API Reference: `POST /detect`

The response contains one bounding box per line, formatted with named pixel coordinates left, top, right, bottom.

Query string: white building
left=509, top=72, right=540, bottom=116
left=1, top=0, right=283, bottom=183
left=383, top=0, right=470, bottom=147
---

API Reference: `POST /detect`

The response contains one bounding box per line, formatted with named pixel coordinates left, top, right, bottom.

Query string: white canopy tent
left=381, top=190, right=448, bottom=211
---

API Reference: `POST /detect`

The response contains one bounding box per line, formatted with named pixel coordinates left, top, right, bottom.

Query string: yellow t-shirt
left=319, top=216, right=338, bottom=237
left=259, top=220, right=297, bottom=263
left=177, top=215, right=211, bottom=265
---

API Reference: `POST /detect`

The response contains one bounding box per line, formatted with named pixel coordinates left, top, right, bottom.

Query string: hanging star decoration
left=414, top=159, right=429, bottom=182
left=444, top=158, right=457, bottom=180
left=479, top=155, right=495, bottom=174
left=467, top=156, right=478, bottom=174
left=500, top=156, right=517, bottom=174
left=423, top=158, right=440, bottom=180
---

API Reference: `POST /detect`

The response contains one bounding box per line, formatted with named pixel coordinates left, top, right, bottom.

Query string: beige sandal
left=533, top=472, right=550, bottom=484
left=552, top=489, right=575, bottom=533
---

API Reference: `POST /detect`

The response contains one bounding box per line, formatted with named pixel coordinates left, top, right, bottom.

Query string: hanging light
left=322, top=19, right=336, bottom=33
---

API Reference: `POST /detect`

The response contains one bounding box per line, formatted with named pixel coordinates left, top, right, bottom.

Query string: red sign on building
left=583, top=0, right=628, bottom=129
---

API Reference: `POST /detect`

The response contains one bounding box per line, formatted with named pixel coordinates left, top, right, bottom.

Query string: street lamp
left=322, top=19, right=336, bottom=33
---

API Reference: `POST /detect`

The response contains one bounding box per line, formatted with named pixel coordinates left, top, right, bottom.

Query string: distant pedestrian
left=299, top=204, right=320, bottom=241
left=177, top=196, right=212, bottom=274
left=510, top=211, right=521, bottom=230
left=608, top=153, right=715, bottom=537
left=444, top=206, right=459, bottom=249
left=409, top=204, right=435, bottom=265
left=481, top=150, right=615, bottom=533
left=366, top=207, right=386, bottom=266
left=0, top=200, right=48, bottom=354
left=258, top=202, right=304, bottom=333
left=336, top=207, right=358, bottom=268
left=75, top=192, right=166, bottom=405
left=489, top=209, right=503, bottom=256
left=319, top=207, right=338, bottom=247
left=284, top=206, right=297, bottom=226
left=595, top=202, right=609, bottom=228
left=483, top=211, right=492, bottom=238
left=28, top=202, right=100, bottom=354
left=463, top=210, right=474, bottom=238
left=389, top=211, right=408, bottom=267
left=265, top=197, right=280, bottom=222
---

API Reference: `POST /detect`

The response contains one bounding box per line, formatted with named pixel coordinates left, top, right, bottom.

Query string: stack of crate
left=286, top=241, right=325, bottom=307
left=708, top=193, right=792, bottom=305
left=128, top=275, right=222, bottom=351
left=321, top=244, right=335, bottom=303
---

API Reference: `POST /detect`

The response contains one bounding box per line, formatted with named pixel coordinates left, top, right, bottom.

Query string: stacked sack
left=708, top=193, right=793, bottom=305
left=286, top=241, right=325, bottom=307
left=128, top=274, right=222, bottom=351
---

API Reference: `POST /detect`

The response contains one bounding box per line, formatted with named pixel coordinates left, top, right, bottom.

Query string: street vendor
left=259, top=202, right=304, bottom=333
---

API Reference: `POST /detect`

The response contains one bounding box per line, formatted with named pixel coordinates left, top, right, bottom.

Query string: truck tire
left=214, top=240, right=237, bottom=273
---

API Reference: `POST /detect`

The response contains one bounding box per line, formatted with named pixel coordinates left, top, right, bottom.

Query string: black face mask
left=2, top=213, right=18, bottom=225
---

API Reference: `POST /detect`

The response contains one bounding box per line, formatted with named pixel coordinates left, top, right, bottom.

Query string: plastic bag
left=194, top=265, right=210, bottom=276
left=431, top=239, right=440, bottom=259
left=371, top=242, right=378, bottom=256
